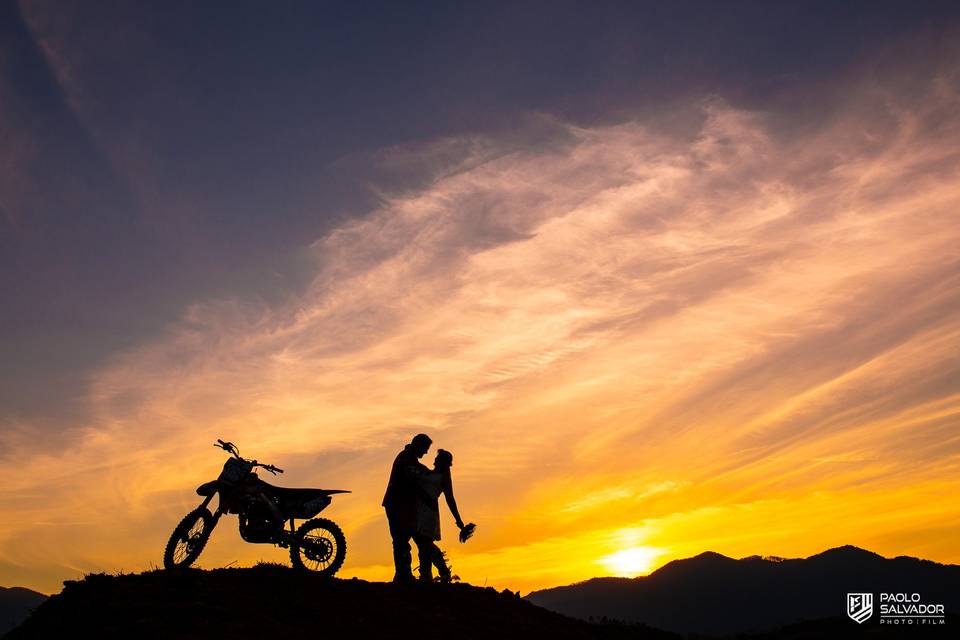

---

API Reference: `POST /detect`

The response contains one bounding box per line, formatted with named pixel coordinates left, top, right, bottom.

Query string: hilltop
left=6, top=547, right=957, bottom=639
left=4, top=565, right=673, bottom=640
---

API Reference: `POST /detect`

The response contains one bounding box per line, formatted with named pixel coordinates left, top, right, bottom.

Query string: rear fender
left=290, top=495, right=331, bottom=519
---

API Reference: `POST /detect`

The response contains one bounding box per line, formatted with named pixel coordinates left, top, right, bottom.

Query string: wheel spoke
left=289, top=518, right=345, bottom=575
left=165, top=511, right=210, bottom=568
left=302, top=531, right=334, bottom=569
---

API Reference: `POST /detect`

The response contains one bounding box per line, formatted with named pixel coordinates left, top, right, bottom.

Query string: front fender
left=196, top=480, right=219, bottom=496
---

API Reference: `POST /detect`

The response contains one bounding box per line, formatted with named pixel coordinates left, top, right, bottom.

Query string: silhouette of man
left=382, top=433, right=431, bottom=582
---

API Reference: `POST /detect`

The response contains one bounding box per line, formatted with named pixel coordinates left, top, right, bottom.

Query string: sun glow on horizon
left=599, top=546, right=664, bottom=577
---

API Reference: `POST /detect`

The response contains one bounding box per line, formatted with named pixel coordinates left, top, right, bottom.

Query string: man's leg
left=386, top=509, right=414, bottom=582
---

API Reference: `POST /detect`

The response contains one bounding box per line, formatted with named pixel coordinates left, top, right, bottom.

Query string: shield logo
left=847, top=593, right=873, bottom=624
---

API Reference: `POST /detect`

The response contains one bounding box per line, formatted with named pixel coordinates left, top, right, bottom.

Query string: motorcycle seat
left=259, top=484, right=350, bottom=501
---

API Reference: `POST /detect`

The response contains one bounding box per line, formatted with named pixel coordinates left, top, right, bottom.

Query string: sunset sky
left=2, top=1, right=960, bottom=596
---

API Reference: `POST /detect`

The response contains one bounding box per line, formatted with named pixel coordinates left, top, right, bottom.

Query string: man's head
left=410, top=433, right=432, bottom=458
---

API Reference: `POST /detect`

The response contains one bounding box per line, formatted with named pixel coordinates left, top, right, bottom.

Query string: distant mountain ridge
left=525, top=546, right=960, bottom=635
left=0, top=586, right=47, bottom=636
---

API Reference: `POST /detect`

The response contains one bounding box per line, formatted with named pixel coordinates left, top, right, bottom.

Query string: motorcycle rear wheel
left=290, top=517, right=346, bottom=576
left=163, top=508, right=214, bottom=569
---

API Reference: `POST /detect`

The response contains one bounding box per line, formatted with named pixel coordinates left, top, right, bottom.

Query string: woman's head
left=434, top=449, right=453, bottom=469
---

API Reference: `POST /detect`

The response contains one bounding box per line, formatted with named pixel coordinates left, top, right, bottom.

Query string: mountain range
left=525, top=545, right=960, bottom=635
left=0, top=587, right=46, bottom=637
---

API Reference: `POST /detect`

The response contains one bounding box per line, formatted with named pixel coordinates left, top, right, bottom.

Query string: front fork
left=199, top=493, right=224, bottom=531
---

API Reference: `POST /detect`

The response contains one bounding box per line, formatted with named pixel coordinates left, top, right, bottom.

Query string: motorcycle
left=163, top=439, right=350, bottom=576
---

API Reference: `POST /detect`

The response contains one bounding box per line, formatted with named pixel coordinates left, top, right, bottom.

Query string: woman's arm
left=441, top=472, right=464, bottom=528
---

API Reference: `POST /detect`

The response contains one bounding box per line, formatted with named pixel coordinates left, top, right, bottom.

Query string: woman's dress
left=414, top=471, right=445, bottom=541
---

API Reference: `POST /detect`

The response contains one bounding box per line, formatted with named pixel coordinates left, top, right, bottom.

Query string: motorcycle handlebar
left=216, top=439, right=234, bottom=451
left=215, top=439, right=283, bottom=473
left=215, top=439, right=243, bottom=459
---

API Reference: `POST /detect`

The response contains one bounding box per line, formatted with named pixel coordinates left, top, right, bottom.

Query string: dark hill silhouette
left=526, top=546, right=960, bottom=635
left=3, top=565, right=677, bottom=640
left=7, top=557, right=956, bottom=639
left=0, top=587, right=47, bottom=636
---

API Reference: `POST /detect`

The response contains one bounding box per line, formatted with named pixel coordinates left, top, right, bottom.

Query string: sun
left=599, top=546, right=662, bottom=576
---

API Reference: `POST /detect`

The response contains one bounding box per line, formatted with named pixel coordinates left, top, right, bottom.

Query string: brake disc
left=304, top=538, right=333, bottom=562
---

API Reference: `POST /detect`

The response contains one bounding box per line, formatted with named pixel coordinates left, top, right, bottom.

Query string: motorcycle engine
left=238, top=497, right=280, bottom=543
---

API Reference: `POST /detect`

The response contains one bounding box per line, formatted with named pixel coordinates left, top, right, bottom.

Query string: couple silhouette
left=382, top=433, right=475, bottom=583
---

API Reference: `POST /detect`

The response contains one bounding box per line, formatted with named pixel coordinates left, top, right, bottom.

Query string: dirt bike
left=163, top=439, right=350, bottom=575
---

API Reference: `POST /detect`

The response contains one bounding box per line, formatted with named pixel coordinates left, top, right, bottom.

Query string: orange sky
left=2, top=50, right=960, bottom=596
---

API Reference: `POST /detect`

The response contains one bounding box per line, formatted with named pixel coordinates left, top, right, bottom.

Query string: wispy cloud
left=2, top=50, right=960, bottom=594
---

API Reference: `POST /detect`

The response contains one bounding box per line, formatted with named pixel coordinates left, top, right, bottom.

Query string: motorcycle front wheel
left=290, top=518, right=346, bottom=576
left=163, top=508, right=214, bottom=569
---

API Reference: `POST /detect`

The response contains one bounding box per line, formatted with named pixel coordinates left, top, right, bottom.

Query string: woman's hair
left=435, top=449, right=453, bottom=468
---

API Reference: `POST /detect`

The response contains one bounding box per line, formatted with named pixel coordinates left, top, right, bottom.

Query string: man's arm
left=401, top=458, right=429, bottom=481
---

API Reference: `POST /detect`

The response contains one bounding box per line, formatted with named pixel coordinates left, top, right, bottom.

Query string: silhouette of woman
left=413, top=449, right=467, bottom=583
